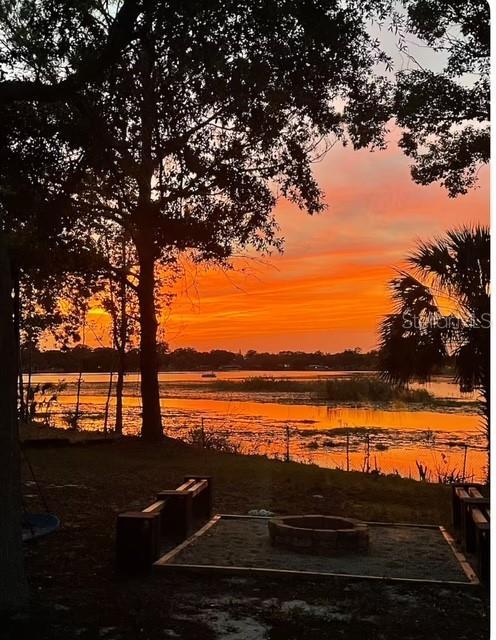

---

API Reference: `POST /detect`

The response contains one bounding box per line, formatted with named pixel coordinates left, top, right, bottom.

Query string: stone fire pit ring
left=269, top=515, right=369, bottom=556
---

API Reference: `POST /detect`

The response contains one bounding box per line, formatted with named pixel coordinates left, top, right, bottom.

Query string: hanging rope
left=20, top=446, right=50, bottom=513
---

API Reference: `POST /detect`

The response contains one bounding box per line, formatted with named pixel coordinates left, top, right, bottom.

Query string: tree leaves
left=379, top=225, right=490, bottom=430
left=393, top=0, right=489, bottom=195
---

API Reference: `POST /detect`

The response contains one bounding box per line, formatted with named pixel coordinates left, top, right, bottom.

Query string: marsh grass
left=325, top=378, right=433, bottom=403
left=211, top=376, right=435, bottom=404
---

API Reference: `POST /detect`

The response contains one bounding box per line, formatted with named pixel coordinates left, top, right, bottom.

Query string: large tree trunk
left=0, top=239, right=29, bottom=613
left=135, top=31, right=162, bottom=442
left=12, top=270, right=25, bottom=422
left=136, top=244, right=162, bottom=441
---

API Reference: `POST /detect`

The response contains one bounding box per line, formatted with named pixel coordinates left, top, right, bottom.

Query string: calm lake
left=30, top=370, right=486, bottom=482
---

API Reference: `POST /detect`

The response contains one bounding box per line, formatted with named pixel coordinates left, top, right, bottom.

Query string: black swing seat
left=22, top=513, right=60, bottom=542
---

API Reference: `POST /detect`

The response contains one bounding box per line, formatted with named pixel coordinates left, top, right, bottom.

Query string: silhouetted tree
left=0, top=2, right=147, bottom=612
left=0, top=0, right=143, bottom=102
left=0, top=102, right=106, bottom=418
left=95, top=230, right=140, bottom=434
left=17, top=345, right=381, bottom=373
left=392, top=0, right=489, bottom=195
left=379, top=226, right=490, bottom=455
left=70, top=2, right=391, bottom=440
left=0, top=239, right=29, bottom=613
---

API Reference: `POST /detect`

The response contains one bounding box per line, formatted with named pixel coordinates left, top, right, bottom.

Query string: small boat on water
left=201, top=371, right=217, bottom=378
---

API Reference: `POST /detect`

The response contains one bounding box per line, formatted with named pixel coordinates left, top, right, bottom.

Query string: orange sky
left=159, top=128, right=489, bottom=353
left=87, top=129, right=488, bottom=353
left=79, top=23, right=490, bottom=355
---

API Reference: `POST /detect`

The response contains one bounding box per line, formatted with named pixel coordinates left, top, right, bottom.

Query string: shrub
left=185, top=425, right=241, bottom=454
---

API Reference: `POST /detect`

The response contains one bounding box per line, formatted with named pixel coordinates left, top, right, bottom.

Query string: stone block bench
left=451, top=483, right=489, bottom=585
left=115, top=475, right=212, bottom=573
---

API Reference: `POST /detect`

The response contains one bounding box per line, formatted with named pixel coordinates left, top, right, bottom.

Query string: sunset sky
left=85, top=126, right=488, bottom=354
left=86, top=31, right=489, bottom=355
left=157, top=128, right=488, bottom=353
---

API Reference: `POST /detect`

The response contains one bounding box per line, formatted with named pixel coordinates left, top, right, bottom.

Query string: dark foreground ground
left=5, top=433, right=489, bottom=640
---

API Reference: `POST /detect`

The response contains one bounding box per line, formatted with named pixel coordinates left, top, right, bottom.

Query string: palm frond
left=379, top=225, right=490, bottom=432
left=408, top=225, right=489, bottom=314
left=379, top=311, right=448, bottom=384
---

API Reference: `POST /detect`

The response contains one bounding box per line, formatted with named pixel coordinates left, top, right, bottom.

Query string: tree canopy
left=51, top=1, right=393, bottom=439
left=393, top=0, right=489, bottom=195
left=0, top=0, right=490, bottom=613
left=0, top=0, right=143, bottom=102
left=0, top=1, right=489, bottom=441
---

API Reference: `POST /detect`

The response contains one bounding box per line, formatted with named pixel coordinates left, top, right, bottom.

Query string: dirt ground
left=165, top=518, right=470, bottom=582
left=4, top=570, right=489, bottom=640
left=4, top=436, right=489, bottom=640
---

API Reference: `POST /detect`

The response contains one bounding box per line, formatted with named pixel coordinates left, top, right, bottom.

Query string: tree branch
left=0, top=0, right=144, bottom=103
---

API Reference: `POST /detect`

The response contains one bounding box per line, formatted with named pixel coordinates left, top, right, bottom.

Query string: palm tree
left=379, top=225, right=490, bottom=459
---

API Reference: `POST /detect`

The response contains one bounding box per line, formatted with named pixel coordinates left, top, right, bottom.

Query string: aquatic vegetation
left=26, top=372, right=486, bottom=482
left=210, top=375, right=437, bottom=405
left=23, top=381, right=67, bottom=427
left=324, top=426, right=386, bottom=436
left=306, top=440, right=320, bottom=450
left=325, top=378, right=434, bottom=403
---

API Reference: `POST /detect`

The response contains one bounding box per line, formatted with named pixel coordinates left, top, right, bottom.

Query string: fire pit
left=268, top=515, right=369, bottom=555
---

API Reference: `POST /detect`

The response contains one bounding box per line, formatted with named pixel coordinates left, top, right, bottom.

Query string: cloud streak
left=164, top=130, right=488, bottom=352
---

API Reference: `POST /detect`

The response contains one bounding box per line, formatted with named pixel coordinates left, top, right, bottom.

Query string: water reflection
left=30, top=371, right=485, bottom=482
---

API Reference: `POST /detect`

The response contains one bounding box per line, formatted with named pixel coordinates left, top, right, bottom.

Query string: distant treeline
left=23, top=346, right=381, bottom=373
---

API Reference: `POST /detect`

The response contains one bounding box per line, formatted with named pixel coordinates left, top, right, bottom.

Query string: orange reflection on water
left=40, top=378, right=485, bottom=481
left=323, top=406, right=479, bottom=433
left=54, top=393, right=480, bottom=434
left=307, top=447, right=486, bottom=482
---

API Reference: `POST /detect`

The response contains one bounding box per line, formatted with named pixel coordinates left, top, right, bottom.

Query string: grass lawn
left=6, top=432, right=488, bottom=640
